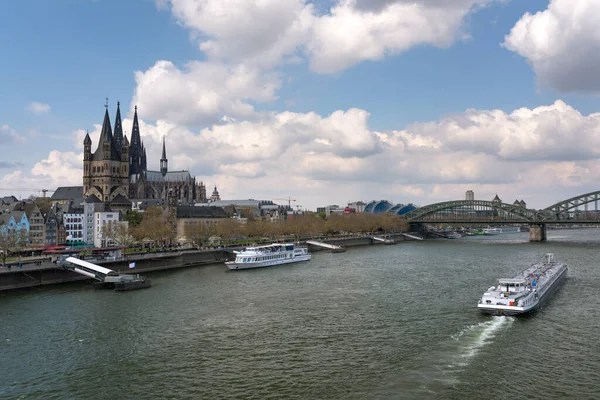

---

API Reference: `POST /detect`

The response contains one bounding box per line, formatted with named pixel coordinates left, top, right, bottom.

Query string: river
left=1, top=229, right=599, bottom=399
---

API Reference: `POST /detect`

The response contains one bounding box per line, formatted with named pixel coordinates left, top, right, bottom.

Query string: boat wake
left=386, top=316, right=515, bottom=397
left=410, top=317, right=514, bottom=391
left=449, top=317, right=513, bottom=367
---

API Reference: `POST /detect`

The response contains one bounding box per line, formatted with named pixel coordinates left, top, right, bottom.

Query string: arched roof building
left=363, top=201, right=418, bottom=215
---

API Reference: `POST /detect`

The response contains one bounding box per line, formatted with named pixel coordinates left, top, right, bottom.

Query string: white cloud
left=132, top=60, right=280, bottom=125
left=504, top=0, right=600, bottom=93
left=165, top=0, right=314, bottom=68
left=306, top=0, right=490, bottom=73
left=140, top=0, right=495, bottom=124
left=0, top=151, right=82, bottom=197
left=160, top=0, right=493, bottom=73
left=0, top=124, right=27, bottom=144
left=8, top=98, right=600, bottom=210
left=27, top=102, right=51, bottom=114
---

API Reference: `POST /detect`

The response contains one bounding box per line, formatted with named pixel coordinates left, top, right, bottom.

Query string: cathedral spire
left=160, top=136, right=168, bottom=176
left=95, top=106, right=113, bottom=151
left=92, top=101, right=120, bottom=162
left=131, top=105, right=141, bottom=149
left=113, top=101, right=123, bottom=153
left=129, top=105, right=143, bottom=176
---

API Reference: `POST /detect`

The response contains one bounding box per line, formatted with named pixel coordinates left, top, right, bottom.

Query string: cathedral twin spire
left=85, top=101, right=167, bottom=178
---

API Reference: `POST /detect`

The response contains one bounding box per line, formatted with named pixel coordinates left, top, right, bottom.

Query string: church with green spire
left=83, top=102, right=207, bottom=206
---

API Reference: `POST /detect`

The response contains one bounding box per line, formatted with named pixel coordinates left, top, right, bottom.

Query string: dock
left=306, top=240, right=346, bottom=253
left=402, top=233, right=424, bottom=241
left=371, top=236, right=395, bottom=244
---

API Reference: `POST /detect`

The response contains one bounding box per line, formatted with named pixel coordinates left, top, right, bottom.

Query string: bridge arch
left=402, top=200, right=538, bottom=222
left=540, top=190, right=600, bottom=220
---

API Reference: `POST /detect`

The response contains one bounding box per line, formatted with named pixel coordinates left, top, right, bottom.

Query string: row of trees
left=184, top=212, right=409, bottom=243
left=1, top=205, right=409, bottom=260
left=101, top=206, right=174, bottom=246
left=100, top=207, right=410, bottom=245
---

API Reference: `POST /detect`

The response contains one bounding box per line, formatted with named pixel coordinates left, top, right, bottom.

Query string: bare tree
left=131, top=206, right=175, bottom=244
left=101, top=221, right=135, bottom=247
left=0, top=228, right=29, bottom=268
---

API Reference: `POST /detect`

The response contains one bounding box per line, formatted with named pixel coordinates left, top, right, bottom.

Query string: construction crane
left=273, top=197, right=296, bottom=208
left=0, top=188, right=55, bottom=197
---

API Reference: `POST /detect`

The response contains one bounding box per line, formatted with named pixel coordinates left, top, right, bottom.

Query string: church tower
left=83, top=130, right=92, bottom=193
left=160, top=136, right=168, bottom=176
left=210, top=186, right=221, bottom=202
left=82, top=102, right=130, bottom=203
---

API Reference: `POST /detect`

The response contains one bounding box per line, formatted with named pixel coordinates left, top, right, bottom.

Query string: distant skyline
left=2, top=0, right=600, bottom=210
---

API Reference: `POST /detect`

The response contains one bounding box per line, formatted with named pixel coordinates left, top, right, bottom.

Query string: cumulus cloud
left=27, top=102, right=51, bottom=114
left=306, top=0, right=492, bottom=73
left=0, top=124, right=26, bottom=144
left=0, top=162, right=22, bottom=169
left=7, top=98, right=600, bottom=209
left=166, top=0, right=314, bottom=68
left=140, top=0, right=495, bottom=123
left=132, top=60, right=280, bottom=125
left=0, top=151, right=82, bottom=197
left=160, top=0, right=491, bottom=73
left=504, top=0, right=600, bottom=93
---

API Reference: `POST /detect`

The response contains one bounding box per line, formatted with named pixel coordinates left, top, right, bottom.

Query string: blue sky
left=1, top=0, right=600, bottom=209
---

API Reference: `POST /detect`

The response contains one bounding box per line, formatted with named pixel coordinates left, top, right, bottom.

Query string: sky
left=1, top=0, right=600, bottom=210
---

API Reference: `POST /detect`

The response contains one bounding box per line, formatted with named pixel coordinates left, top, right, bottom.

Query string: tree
left=123, top=210, right=143, bottom=228
left=0, top=228, right=29, bottom=268
left=131, top=206, right=175, bottom=244
left=101, top=221, right=135, bottom=247
left=185, top=221, right=217, bottom=243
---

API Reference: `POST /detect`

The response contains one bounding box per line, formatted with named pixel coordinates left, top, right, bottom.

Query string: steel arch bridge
left=402, top=191, right=600, bottom=224
left=402, top=200, right=539, bottom=223
left=538, top=190, right=600, bottom=221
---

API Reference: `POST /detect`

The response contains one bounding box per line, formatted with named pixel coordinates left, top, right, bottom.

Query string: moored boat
left=483, top=228, right=502, bottom=235
left=114, top=274, right=152, bottom=291
left=477, top=253, right=568, bottom=316
left=226, top=243, right=311, bottom=270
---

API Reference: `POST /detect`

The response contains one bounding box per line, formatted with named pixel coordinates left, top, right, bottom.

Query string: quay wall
left=0, top=234, right=414, bottom=292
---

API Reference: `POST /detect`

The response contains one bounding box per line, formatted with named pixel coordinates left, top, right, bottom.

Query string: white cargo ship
left=477, top=253, right=568, bottom=316
left=226, top=243, right=311, bottom=270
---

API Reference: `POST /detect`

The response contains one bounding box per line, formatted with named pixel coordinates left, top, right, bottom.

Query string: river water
left=1, top=229, right=600, bottom=399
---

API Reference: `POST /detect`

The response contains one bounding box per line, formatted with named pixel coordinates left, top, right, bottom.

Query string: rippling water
left=2, top=229, right=600, bottom=399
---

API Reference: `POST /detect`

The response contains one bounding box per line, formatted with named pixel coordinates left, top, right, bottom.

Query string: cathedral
left=83, top=102, right=209, bottom=205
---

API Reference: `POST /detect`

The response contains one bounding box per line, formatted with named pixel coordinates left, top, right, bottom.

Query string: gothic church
left=83, top=103, right=208, bottom=204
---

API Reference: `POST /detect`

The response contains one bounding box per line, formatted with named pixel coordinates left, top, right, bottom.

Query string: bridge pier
left=529, top=223, right=547, bottom=242
left=409, top=222, right=427, bottom=236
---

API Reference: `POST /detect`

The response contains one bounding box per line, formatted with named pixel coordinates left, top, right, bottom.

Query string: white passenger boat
left=477, top=253, right=568, bottom=316
left=483, top=228, right=502, bottom=235
left=225, top=243, right=311, bottom=270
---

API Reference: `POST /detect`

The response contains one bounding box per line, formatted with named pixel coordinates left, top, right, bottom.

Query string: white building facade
left=64, top=211, right=84, bottom=245
left=93, top=211, right=121, bottom=248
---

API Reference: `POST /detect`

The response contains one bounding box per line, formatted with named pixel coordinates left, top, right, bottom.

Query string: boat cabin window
left=498, top=280, right=526, bottom=292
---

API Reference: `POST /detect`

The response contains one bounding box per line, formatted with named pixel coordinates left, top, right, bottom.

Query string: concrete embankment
left=0, top=250, right=229, bottom=292
left=0, top=233, right=418, bottom=292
